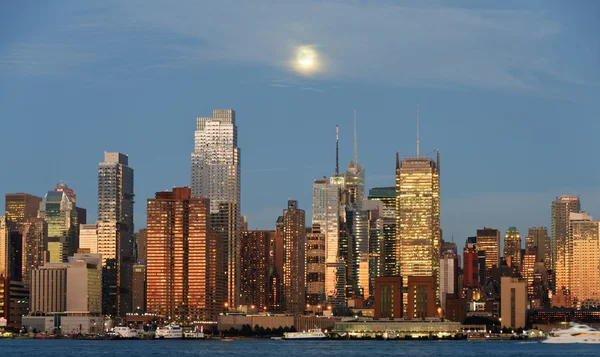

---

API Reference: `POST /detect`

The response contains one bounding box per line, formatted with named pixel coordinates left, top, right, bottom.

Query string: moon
left=293, top=45, right=321, bottom=75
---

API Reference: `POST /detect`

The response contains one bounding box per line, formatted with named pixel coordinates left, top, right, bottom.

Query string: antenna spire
left=353, top=110, right=357, bottom=167
left=416, top=104, right=420, bottom=157
left=335, top=124, right=339, bottom=176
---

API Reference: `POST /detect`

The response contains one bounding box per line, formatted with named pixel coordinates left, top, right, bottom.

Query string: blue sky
left=1, top=1, right=599, bottom=247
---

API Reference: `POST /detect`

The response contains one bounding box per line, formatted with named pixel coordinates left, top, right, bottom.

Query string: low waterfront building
left=217, top=314, right=295, bottom=331
left=332, top=319, right=462, bottom=338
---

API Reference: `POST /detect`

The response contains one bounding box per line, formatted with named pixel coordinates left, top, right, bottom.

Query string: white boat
left=113, top=326, right=141, bottom=339
left=283, top=328, right=327, bottom=340
left=155, top=325, right=183, bottom=339
left=543, top=323, right=600, bottom=344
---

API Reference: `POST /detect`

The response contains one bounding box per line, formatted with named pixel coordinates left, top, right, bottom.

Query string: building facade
left=463, top=237, right=478, bottom=288
left=440, top=252, right=459, bottom=311
left=368, top=187, right=396, bottom=277
left=476, top=228, right=500, bottom=272
left=396, top=151, right=441, bottom=306
left=79, top=224, right=98, bottom=255
left=281, top=200, right=305, bottom=314
left=374, top=276, right=402, bottom=319
left=500, top=277, right=527, bottom=328
left=305, top=225, right=325, bottom=305
left=406, top=276, right=437, bottom=320
left=552, top=195, right=580, bottom=294
left=146, top=187, right=221, bottom=322
left=526, top=227, right=550, bottom=269
left=190, top=109, right=241, bottom=308
left=569, top=212, right=600, bottom=308
left=38, top=189, right=79, bottom=261
left=66, top=254, right=102, bottom=314
left=503, top=227, right=521, bottom=270
left=30, top=263, right=69, bottom=314
left=4, top=193, right=42, bottom=228
left=21, top=218, right=48, bottom=285
left=97, top=152, right=134, bottom=316
left=240, top=230, right=277, bottom=311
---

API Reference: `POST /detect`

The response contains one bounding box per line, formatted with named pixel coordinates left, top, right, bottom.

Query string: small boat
left=543, top=323, right=600, bottom=344
left=283, top=328, right=327, bottom=340
left=155, top=325, right=183, bottom=339
left=382, top=330, right=397, bottom=340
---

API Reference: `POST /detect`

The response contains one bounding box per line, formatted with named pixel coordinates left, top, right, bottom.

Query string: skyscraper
left=146, top=187, right=221, bottom=321
left=311, top=177, right=340, bottom=303
left=190, top=109, right=241, bottom=307
left=281, top=200, right=305, bottom=314
left=525, top=227, right=550, bottom=268
left=440, top=251, right=459, bottom=311
left=97, top=152, right=134, bottom=316
left=305, top=225, right=325, bottom=305
left=463, top=237, right=478, bottom=288
left=79, top=224, right=98, bottom=254
left=346, top=208, right=369, bottom=298
left=368, top=187, right=397, bottom=276
left=396, top=150, right=441, bottom=304
left=21, top=218, right=48, bottom=285
left=476, top=227, right=500, bottom=272
left=503, top=227, right=521, bottom=270
left=38, top=189, right=79, bottom=260
left=569, top=212, right=600, bottom=308
left=240, top=230, right=277, bottom=311
left=4, top=193, right=42, bottom=228
left=552, top=195, right=580, bottom=294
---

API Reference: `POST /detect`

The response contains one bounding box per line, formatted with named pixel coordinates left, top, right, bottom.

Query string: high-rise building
left=0, top=217, right=23, bottom=281
left=66, top=254, right=102, bottom=314
left=368, top=187, right=396, bottom=276
left=346, top=208, right=369, bottom=298
left=503, top=227, right=521, bottom=270
left=38, top=189, right=79, bottom=261
left=240, top=230, right=277, bottom=310
left=190, top=109, right=241, bottom=308
left=281, top=200, right=305, bottom=314
left=79, top=224, right=98, bottom=254
left=132, top=263, right=146, bottom=313
left=525, top=227, right=550, bottom=268
left=135, top=228, right=147, bottom=264
left=30, top=263, right=69, bottom=313
left=476, top=228, right=500, bottom=272
left=521, top=247, right=537, bottom=300
left=463, top=237, right=478, bottom=288
left=366, top=202, right=384, bottom=301
left=440, top=252, right=459, bottom=311
left=21, top=218, right=48, bottom=285
left=311, top=177, right=340, bottom=303
left=305, top=225, right=325, bottom=305
left=344, top=113, right=365, bottom=209
left=552, top=196, right=580, bottom=294
left=569, top=212, right=600, bottom=308
left=396, top=150, right=441, bottom=305
left=146, top=187, right=221, bottom=322
left=500, top=277, right=527, bottom=328
left=4, top=193, right=42, bottom=228
left=97, top=152, right=134, bottom=316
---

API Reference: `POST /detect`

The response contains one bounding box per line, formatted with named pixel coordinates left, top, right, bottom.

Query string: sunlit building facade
left=4, top=193, right=42, bottom=229
left=305, top=225, right=326, bottom=305
left=97, top=152, right=134, bottom=316
left=146, top=187, right=221, bottom=322
left=569, top=212, right=600, bottom=308
left=552, top=195, right=581, bottom=294
left=79, top=224, right=98, bottom=254
left=38, top=189, right=79, bottom=261
left=281, top=200, right=305, bottom=314
left=396, top=152, right=441, bottom=305
left=526, top=227, right=550, bottom=268
left=503, top=227, right=521, bottom=269
left=190, top=109, right=241, bottom=308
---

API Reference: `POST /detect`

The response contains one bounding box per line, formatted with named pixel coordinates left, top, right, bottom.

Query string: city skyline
left=1, top=1, right=599, bottom=246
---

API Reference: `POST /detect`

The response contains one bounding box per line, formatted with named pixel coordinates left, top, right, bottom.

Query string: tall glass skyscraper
left=396, top=151, right=441, bottom=306
left=38, top=189, right=79, bottom=261
left=97, top=152, right=134, bottom=316
left=191, top=109, right=241, bottom=307
left=552, top=195, right=580, bottom=294
left=368, top=187, right=397, bottom=276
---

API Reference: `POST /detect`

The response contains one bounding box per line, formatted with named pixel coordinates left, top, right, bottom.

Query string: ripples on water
left=1, top=339, right=598, bottom=357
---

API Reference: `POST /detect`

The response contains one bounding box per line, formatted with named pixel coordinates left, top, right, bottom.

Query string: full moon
left=293, top=46, right=320, bottom=75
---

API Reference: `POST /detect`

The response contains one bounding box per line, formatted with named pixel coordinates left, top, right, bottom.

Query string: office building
left=146, top=187, right=221, bottom=322
left=240, top=230, right=277, bottom=310
left=305, top=225, right=325, bottom=305
left=1, top=279, right=28, bottom=327
left=21, top=218, right=48, bottom=285
left=4, top=193, right=42, bottom=228
left=463, top=237, right=478, bottom=288
left=30, top=263, right=69, bottom=313
left=521, top=247, right=537, bottom=299
left=552, top=195, right=580, bottom=293
left=374, top=276, right=402, bottom=319
left=500, top=277, right=527, bottom=328
left=312, top=177, right=341, bottom=303
left=440, top=252, right=459, bottom=311
left=66, top=254, right=102, bottom=314
left=79, top=224, right=98, bottom=255
left=281, top=200, right=305, bottom=314
left=504, top=227, right=521, bottom=269
left=190, top=109, right=241, bottom=308
left=132, top=263, right=146, bottom=313
left=368, top=187, right=396, bottom=276
left=476, top=228, right=500, bottom=272
left=367, top=202, right=385, bottom=300
left=406, top=276, right=437, bottom=320
left=569, top=212, right=600, bottom=308
left=526, top=227, right=550, bottom=268
left=135, top=228, right=147, bottom=263
left=0, top=217, right=23, bottom=281
left=396, top=150, right=441, bottom=305
left=346, top=208, right=369, bottom=298
left=97, top=152, right=134, bottom=316
left=38, top=189, right=79, bottom=261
